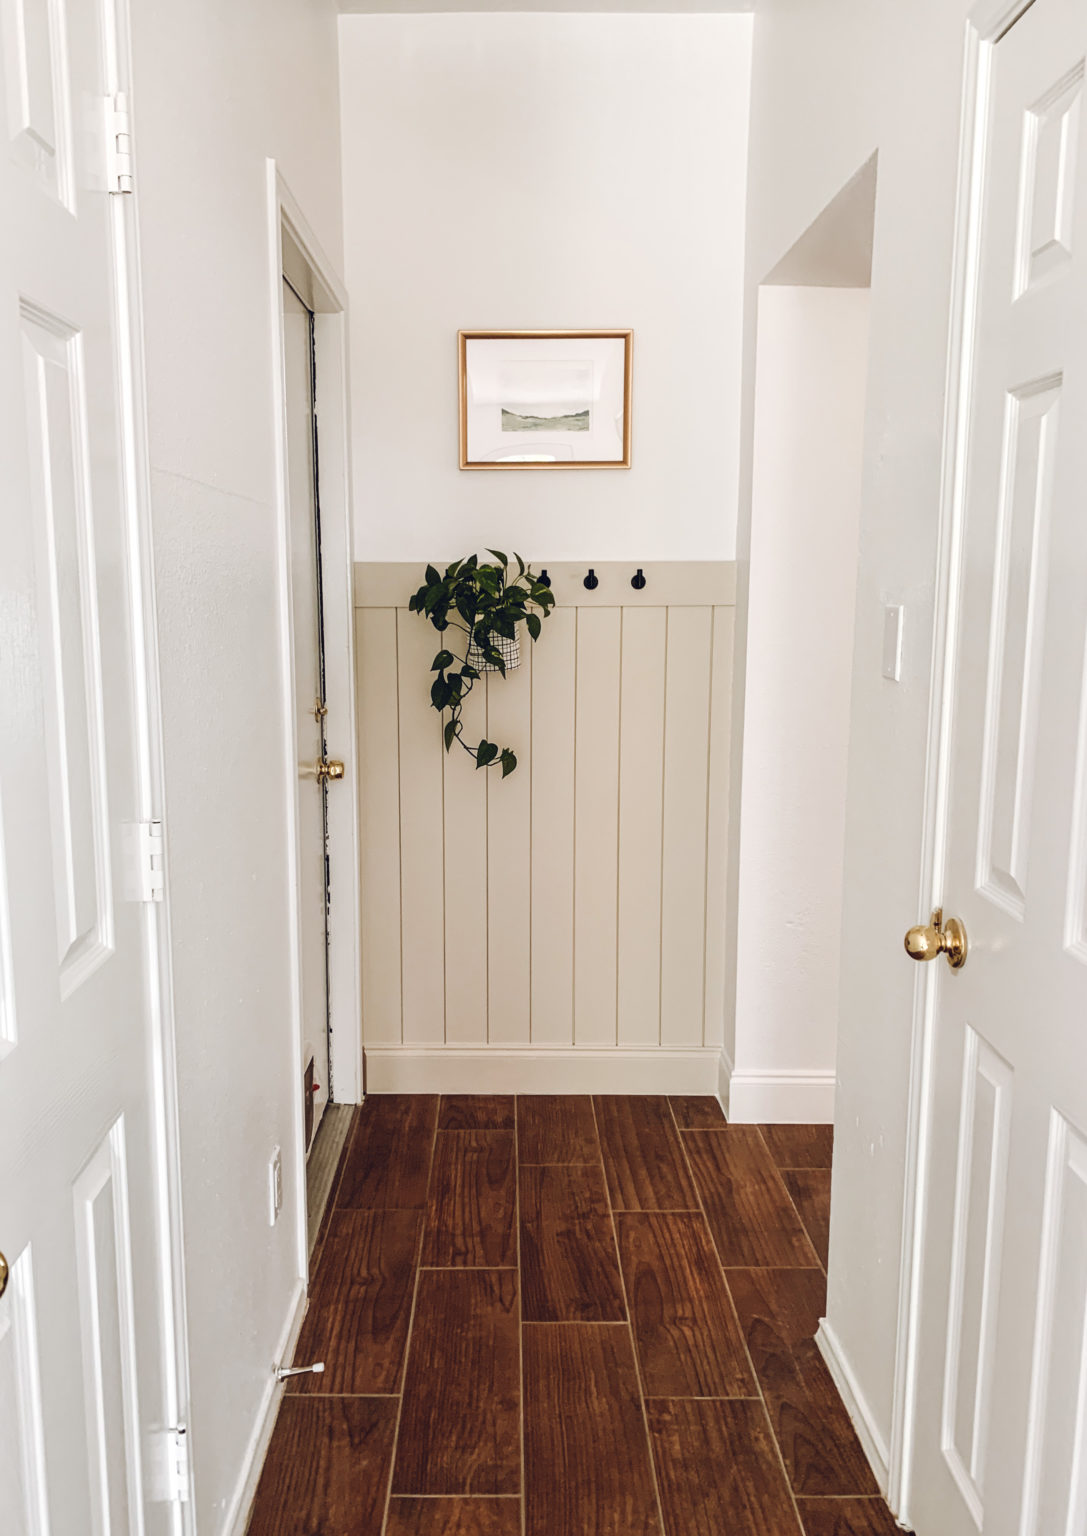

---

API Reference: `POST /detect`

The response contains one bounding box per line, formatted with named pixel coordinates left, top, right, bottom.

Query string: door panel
left=0, top=0, right=177, bottom=1529
left=283, top=279, right=331, bottom=1138
left=910, top=2, right=1087, bottom=1531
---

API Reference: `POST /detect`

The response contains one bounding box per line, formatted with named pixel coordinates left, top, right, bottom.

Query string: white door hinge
left=168, top=1425, right=191, bottom=1503
left=106, top=91, right=134, bottom=194
left=137, top=820, right=165, bottom=902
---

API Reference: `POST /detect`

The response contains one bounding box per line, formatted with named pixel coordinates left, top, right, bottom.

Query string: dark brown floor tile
left=422, top=1132, right=516, bottom=1267
left=669, top=1096, right=726, bottom=1129
left=310, top=1108, right=360, bottom=1265
left=248, top=1396, right=396, bottom=1534
left=337, top=1095, right=438, bottom=1209
left=617, top=1212, right=754, bottom=1397
left=439, top=1095, right=515, bottom=1130
left=520, top=1164, right=626, bottom=1322
left=684, top=1128, right=820, bottom=1267
left=523, top=1323, right=661, bottom=1536
left=288, top=1210, right=421, bottom=1394
left=594, top=1095, right=699, bottom=1211
left=518, top=1094, right=600, bottom=1162
left=728, top=1268, right=876, bottom=1497
left=796, top=1498, right=904, bottom=1535
left=760, top=1124, right=834, bottom=1169
left=394, top=1269, right=520, bottom=1495
left=784, top=1169, right=831, bottom=1269
left=646, top=1397, right=801, bottom=1536
left=386, top=1498, right=522, bottom=1535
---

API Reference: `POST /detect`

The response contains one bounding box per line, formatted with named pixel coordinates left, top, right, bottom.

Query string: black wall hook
left=538, top=569, right=551, bottom=588
left=583, top=569, right=599, bottom=590
left=631, top=568, right=647, bottom=590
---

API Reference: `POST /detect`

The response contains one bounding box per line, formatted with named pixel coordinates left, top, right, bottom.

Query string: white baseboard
left=221, top=1277, right=308, bottom=1536
left=364, top=1046, right=720, bottom=1095
left=816, top=1318, right=890, bottom=1495
left=717, top=1047, right=733, bottom=1118
left=727, top=1067, right=836, bottom=1123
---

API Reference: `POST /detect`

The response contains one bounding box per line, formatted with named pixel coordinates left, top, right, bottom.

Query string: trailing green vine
left=409, top=551, right=554, bottom=776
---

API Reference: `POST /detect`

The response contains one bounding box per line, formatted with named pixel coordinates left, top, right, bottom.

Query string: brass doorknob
left=0, top=1250, right=8, bottom=1300
left=316, top=759, right=344, bottom=785
left=904, top=907, right=967, bottom=970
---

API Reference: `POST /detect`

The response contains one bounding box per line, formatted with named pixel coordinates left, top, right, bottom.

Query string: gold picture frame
left=458, top=329, right=633, bottom=471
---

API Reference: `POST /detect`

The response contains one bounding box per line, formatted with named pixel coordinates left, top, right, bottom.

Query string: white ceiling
left=339, top=1, right=753, bottom=12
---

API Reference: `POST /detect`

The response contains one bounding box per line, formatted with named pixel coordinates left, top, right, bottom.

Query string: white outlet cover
left=269, top=1146, right=283, bottom=1226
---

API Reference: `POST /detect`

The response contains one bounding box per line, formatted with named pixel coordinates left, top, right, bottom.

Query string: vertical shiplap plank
left=530, top=608, right=576, bottom=1045
left=397, top=609, right=446, bottom=1044
left=356, top=609, right=403, bottom=1044
left=660, top=607, right=713, bottom=1047
left=573, top=608, right=622, bottom=1047
left=703, top=607, right=734, bottom=1049
left=487, top=653, right=532, bottom=1044
left=443, top=663, right=488, bottom=1044
left=616, top=608, right=666, bottom=1046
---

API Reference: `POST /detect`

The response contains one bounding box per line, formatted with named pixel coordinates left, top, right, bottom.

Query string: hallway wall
left=130, top=1, right=343, bottom=1529
left=338, top=12, right=752, bottom=564
left=355, top=561, right=733, bottom=1092
left=736, top=0, right=992, bottom=1494
left=731, top=285, right=870, bottom=1122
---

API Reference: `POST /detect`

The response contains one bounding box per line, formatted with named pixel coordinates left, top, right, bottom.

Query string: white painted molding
left=817, top=1319, right=892, bottom=1498
left=354, top=559, right=736, bottom=610
left=717, top=1047, right=733, bottom=1118
left=364, top=1046, right=720, bottom=1095
left=221, top=1277, right=308, bottom=1536
left=727, top=1067, right=836, bottom=1124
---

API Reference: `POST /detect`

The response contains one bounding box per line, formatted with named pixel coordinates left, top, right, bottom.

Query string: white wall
left=735, top=0, right=984, bottom=1481
left=339, top=12, right=752, bottom=563
left=731, top=286, right=869, bottom=1122
left=130, top=1, right=343, bottom=1528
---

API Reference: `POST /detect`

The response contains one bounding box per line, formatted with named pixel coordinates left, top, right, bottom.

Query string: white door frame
left=104, top=0, right=196, bottom=1520
left=266, top=163, right=363, bottom=1274
left=888, top=0, right=1036, bottom=1522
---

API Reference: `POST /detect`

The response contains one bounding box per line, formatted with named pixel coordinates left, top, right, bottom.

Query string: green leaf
left=526, top=613, right=541, bottom=642
left=500, top=749, right=517, bottom=778
left=430, top=677, right=451, bottom=710
left=444, top=719, right=457, bottom=751
left=425, top=564, right=441, bottom=586
left=476, top=739, right=499, bottom=768
left=515, top=554, right=526, bottom=579
left=487, top=548, right=509, bottom=568
left=431, top=649, right=455, bottom=671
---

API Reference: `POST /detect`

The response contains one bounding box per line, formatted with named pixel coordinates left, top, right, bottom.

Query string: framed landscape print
left=459, top=330, right=633, bottom=470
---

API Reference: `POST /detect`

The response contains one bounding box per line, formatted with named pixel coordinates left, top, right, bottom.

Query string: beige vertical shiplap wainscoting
left=354, top=561, right=735, bottom=1093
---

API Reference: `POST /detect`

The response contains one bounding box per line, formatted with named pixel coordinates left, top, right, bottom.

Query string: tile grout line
left=666, top=1099, right=809, bottom=1536
left=378, top=1101, right=441, bottom=1533
left=592, top=1096, right=670, bottom=1536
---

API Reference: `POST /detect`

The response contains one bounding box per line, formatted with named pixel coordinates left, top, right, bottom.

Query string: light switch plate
left=882, top=604, right=903, bottom=682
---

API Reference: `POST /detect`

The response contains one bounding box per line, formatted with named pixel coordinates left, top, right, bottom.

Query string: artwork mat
left=458, top=329, right=633, bottom=470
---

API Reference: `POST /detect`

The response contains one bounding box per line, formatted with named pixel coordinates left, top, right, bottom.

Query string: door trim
left=890, top=1, right=1037, bottom=1521
left=106, top=0, right=196, bottom=1519
left=266, top=164, right=363, bottom=1292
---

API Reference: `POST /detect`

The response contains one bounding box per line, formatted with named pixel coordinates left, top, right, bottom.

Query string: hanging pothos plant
left=409, top=551, right=554, bottom=776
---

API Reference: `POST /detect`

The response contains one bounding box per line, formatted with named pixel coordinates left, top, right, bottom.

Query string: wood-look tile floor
left=248, top=1096, right=904, bottom=1536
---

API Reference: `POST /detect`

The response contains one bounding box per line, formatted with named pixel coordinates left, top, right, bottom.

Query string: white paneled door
left=908, top=1, right=1087, bottom=1532
left=282, top=278, right=331, bottom=1141
left=0, top=0, right=182, bottom=1531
